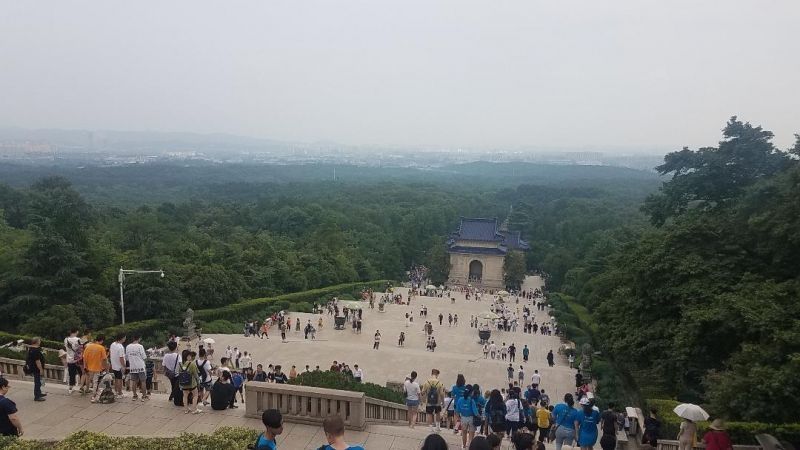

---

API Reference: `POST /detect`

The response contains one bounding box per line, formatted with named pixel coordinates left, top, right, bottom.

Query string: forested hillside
left=556, top=118, right=800, bottom=423
left=0, top=163, right=656, bottom=342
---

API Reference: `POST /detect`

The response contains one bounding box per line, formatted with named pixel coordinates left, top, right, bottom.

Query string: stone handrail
left=245, top=382, right=367, bottom=430
left=657, top=439, right=760, bottom=450
left=0, top=357, right=167, bottom=393
left=364, top=396, right=431, bottom=424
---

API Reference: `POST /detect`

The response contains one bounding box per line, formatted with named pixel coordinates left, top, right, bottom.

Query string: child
left=231, top=370, right=246, bottom=404
left=444, top=391, right=456, bottom=429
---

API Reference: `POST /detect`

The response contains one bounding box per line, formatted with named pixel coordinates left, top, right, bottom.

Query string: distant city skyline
left=1, top=1, right=798, bottom=151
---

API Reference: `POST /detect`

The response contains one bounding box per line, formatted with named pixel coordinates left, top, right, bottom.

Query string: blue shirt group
left=552, top=403, right=579, bottom=430
left=455, top=396, right=479, bottom=417
left=577, top=408, right=602, bottom=446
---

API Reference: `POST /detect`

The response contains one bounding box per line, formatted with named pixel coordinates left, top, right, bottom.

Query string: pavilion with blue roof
left=447, top=217, right=529, bottom=289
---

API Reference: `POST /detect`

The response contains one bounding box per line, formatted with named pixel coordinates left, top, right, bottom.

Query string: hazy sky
left=1, top=1, right=798, bottom=151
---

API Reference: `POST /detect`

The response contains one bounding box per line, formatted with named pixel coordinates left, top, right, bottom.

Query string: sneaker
left=193, top=408, right=203, bottom=414
left=132, top=395, right=138, bottom=401
left=115, top=394, right=124, bottom=399
left=34, top=397, right=46, bottom=402
left=140, top=396, right=146, bottom=402
left=68, top=388, right=73, bottom=395
left=90, top=398, right=97, bottom=403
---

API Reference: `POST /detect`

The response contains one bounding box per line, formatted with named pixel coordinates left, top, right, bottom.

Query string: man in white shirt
left=353, top=365, right=363, bottom=382
left=489, top=341, right=497, bottom=359
left=109, top=335, right=127, bottom=398
left=239, top=351, right=252, bottom=370
left=161, top=341, right=181, bottom=401
left=531, top=370, right=541, bottom=388
left=125, top=335, right=147, bottom=401
left=64, top=328, right=82, bottom=394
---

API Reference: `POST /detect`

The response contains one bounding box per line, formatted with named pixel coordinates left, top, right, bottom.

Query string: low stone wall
left=657, top=440, right=760, bottom=450
left=245, top=381, right=367, bottom=430
left=0, top=357, right=168, bottom=393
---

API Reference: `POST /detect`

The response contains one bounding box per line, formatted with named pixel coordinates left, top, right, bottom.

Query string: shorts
left=112, top=370, right=123, bottom=380
left=129, top=372, right=146, bottom=383
left=406, top=399, right=420, bottom=407
left=460, top=416, right=476, bottom=432
left=447, top=410, right=455, bottom=417
left=199, top=381, right=212, bottom=391
left=426, top=405, right=442, bottom=414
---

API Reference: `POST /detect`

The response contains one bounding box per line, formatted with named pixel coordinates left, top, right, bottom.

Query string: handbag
left=164, top=354, right=179, bottom=379
left=549, top=406, right=570, bottom=441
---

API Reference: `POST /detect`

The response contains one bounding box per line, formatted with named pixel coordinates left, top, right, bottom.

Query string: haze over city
left=2, top=0, right=799, bottom=151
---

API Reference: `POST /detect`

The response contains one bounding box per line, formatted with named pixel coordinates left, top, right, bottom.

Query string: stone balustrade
left=657, top=440, right=760, bottom=450
left=0, top=357, right=167, bottom=393
left=245, top=381, right=367, bottom=430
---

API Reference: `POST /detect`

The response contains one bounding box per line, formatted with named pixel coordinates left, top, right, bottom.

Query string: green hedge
left=0, top=427, right=259, bottom=449
left=193, top=280, right=390, bottom=323
left=646, top=399, right=800, bottom=445
left=290, top=370, right=404, bottom=404
left=0, top=347, right=62, bottom=365
left=0, top=332, right=62, bottom=350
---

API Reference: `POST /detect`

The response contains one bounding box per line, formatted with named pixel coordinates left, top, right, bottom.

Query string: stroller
left=95, top=371, right=116, bottom=404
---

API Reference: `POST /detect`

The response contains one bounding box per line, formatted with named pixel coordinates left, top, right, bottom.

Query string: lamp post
left=118, top=267, right=165, bottom=324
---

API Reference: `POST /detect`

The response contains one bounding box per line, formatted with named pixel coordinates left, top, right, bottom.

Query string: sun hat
left=579, top=397, right=591, bottom=406
left=709, top=419, right=726, bottom=431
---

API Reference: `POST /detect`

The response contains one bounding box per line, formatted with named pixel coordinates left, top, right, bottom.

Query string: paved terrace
left=9, top=276, right=577, bottom=449
left=209, top=276, right=573, bottom=402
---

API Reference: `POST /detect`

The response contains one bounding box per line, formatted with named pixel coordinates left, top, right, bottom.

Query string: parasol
left=425, top=285, right=436, bottom=290
left=478, top=311, right=501, bottom=320
left=673, top=403, right=709, bottom=422
left=339, top=300, right=364, bottom=310
left=202, top=338, right=215, bottom=345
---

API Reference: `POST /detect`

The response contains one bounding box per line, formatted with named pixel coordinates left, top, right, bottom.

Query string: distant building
left=447, top=217, right=529, bottom=289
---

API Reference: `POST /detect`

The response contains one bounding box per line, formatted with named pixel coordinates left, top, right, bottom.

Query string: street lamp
left=118, top=267, right=165, bottom=324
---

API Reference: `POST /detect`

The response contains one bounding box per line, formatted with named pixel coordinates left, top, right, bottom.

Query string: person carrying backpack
left=196, top=348, right=212, bottom=406
left=421, top=369, right=446, bottom=433
left=177, top=350, right=201, bottom=414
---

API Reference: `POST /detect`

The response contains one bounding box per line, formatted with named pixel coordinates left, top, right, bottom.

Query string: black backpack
left=196, top=360, right=208, bottom=383
left=178, top=364, right=192, bottom=387
left=426, top=382, right=440, bottom=404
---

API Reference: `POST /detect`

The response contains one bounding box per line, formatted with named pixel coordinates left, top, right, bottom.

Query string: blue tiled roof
left=448, top=246, right=508, bottom=256
left=454, top=218, right=504, bottom=242
left=448, top=217, right=529, bottom=254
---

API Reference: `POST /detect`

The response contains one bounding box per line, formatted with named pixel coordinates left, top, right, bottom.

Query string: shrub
left=290, top=370, right=404, bottom=404
left=0, top=347, right=62, bottom=365
left=0, top=331, right=61, bottom=350
left=0, top=427, right=259, bottom=450
left=200, top=319, right=240, bottom=334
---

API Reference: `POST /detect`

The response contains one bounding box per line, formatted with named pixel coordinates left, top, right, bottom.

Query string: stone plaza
left=7, top=275, right=578, bottom=449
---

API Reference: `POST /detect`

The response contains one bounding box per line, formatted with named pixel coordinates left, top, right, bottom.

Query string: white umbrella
left=202, top=338, right=215, bottom=345
left=673, top=403, right=709, bottom=422
left=478, top=311, right=500, bottom=320
left=425, top=285, right=436, bottom=290
left=497, top=290, right=509, bottom=296
left=340, top=300, right=364, bottom=310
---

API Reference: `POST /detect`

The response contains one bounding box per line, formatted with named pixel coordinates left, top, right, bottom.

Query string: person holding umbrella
left=673, top=403, right=709, bottom=450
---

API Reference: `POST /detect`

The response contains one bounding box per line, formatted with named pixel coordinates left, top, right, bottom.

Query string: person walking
left=421, top=369, right=446, bottom=433
left=178, top=349, right=202, bottom=414
left=83, top=334, right=108, bottom=403
left=109, top=334, right=127, bottom=399
left=456, top=384, right=479, bottom=449
left=25, top=337, right=46, bottom=401
left=576, top=397, right=601, bottom=450
left=483, top=344, right=489, bottom=359
left=373, top=330, right=381, bottom=350
left=125, top=335, right=148, bottom=401
left=546, top=350, right=554, bottom=367
left=601, top=403, right=620, bottom=450
left=522, top=345, right=529, bottom=363
left=196, top=348, right=213, bottom=406
left=531, top=370, right=541, bottom=389
left=0, top=378, right=23, bottom=437
left=536, top=401, right=550, bottom=442
left=552, top=393, right=579, bottom=450
left=642, top=408, right=661, bottom=446
left=504, top=389, right=525, bottom=436
left=404, top=371, right=421, bottom=428
left=64, top=329, right=83, bottom=395
left=703, top=420, right=733, bottom=450
left=485, top=389, right=507, bottom=440
left=677, top=417, right=697, bottom=450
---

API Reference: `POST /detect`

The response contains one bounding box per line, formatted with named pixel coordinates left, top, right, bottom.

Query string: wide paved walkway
left=209, top=276, right=574, bottom=403
left=9, top=276, right=578, bottom=449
